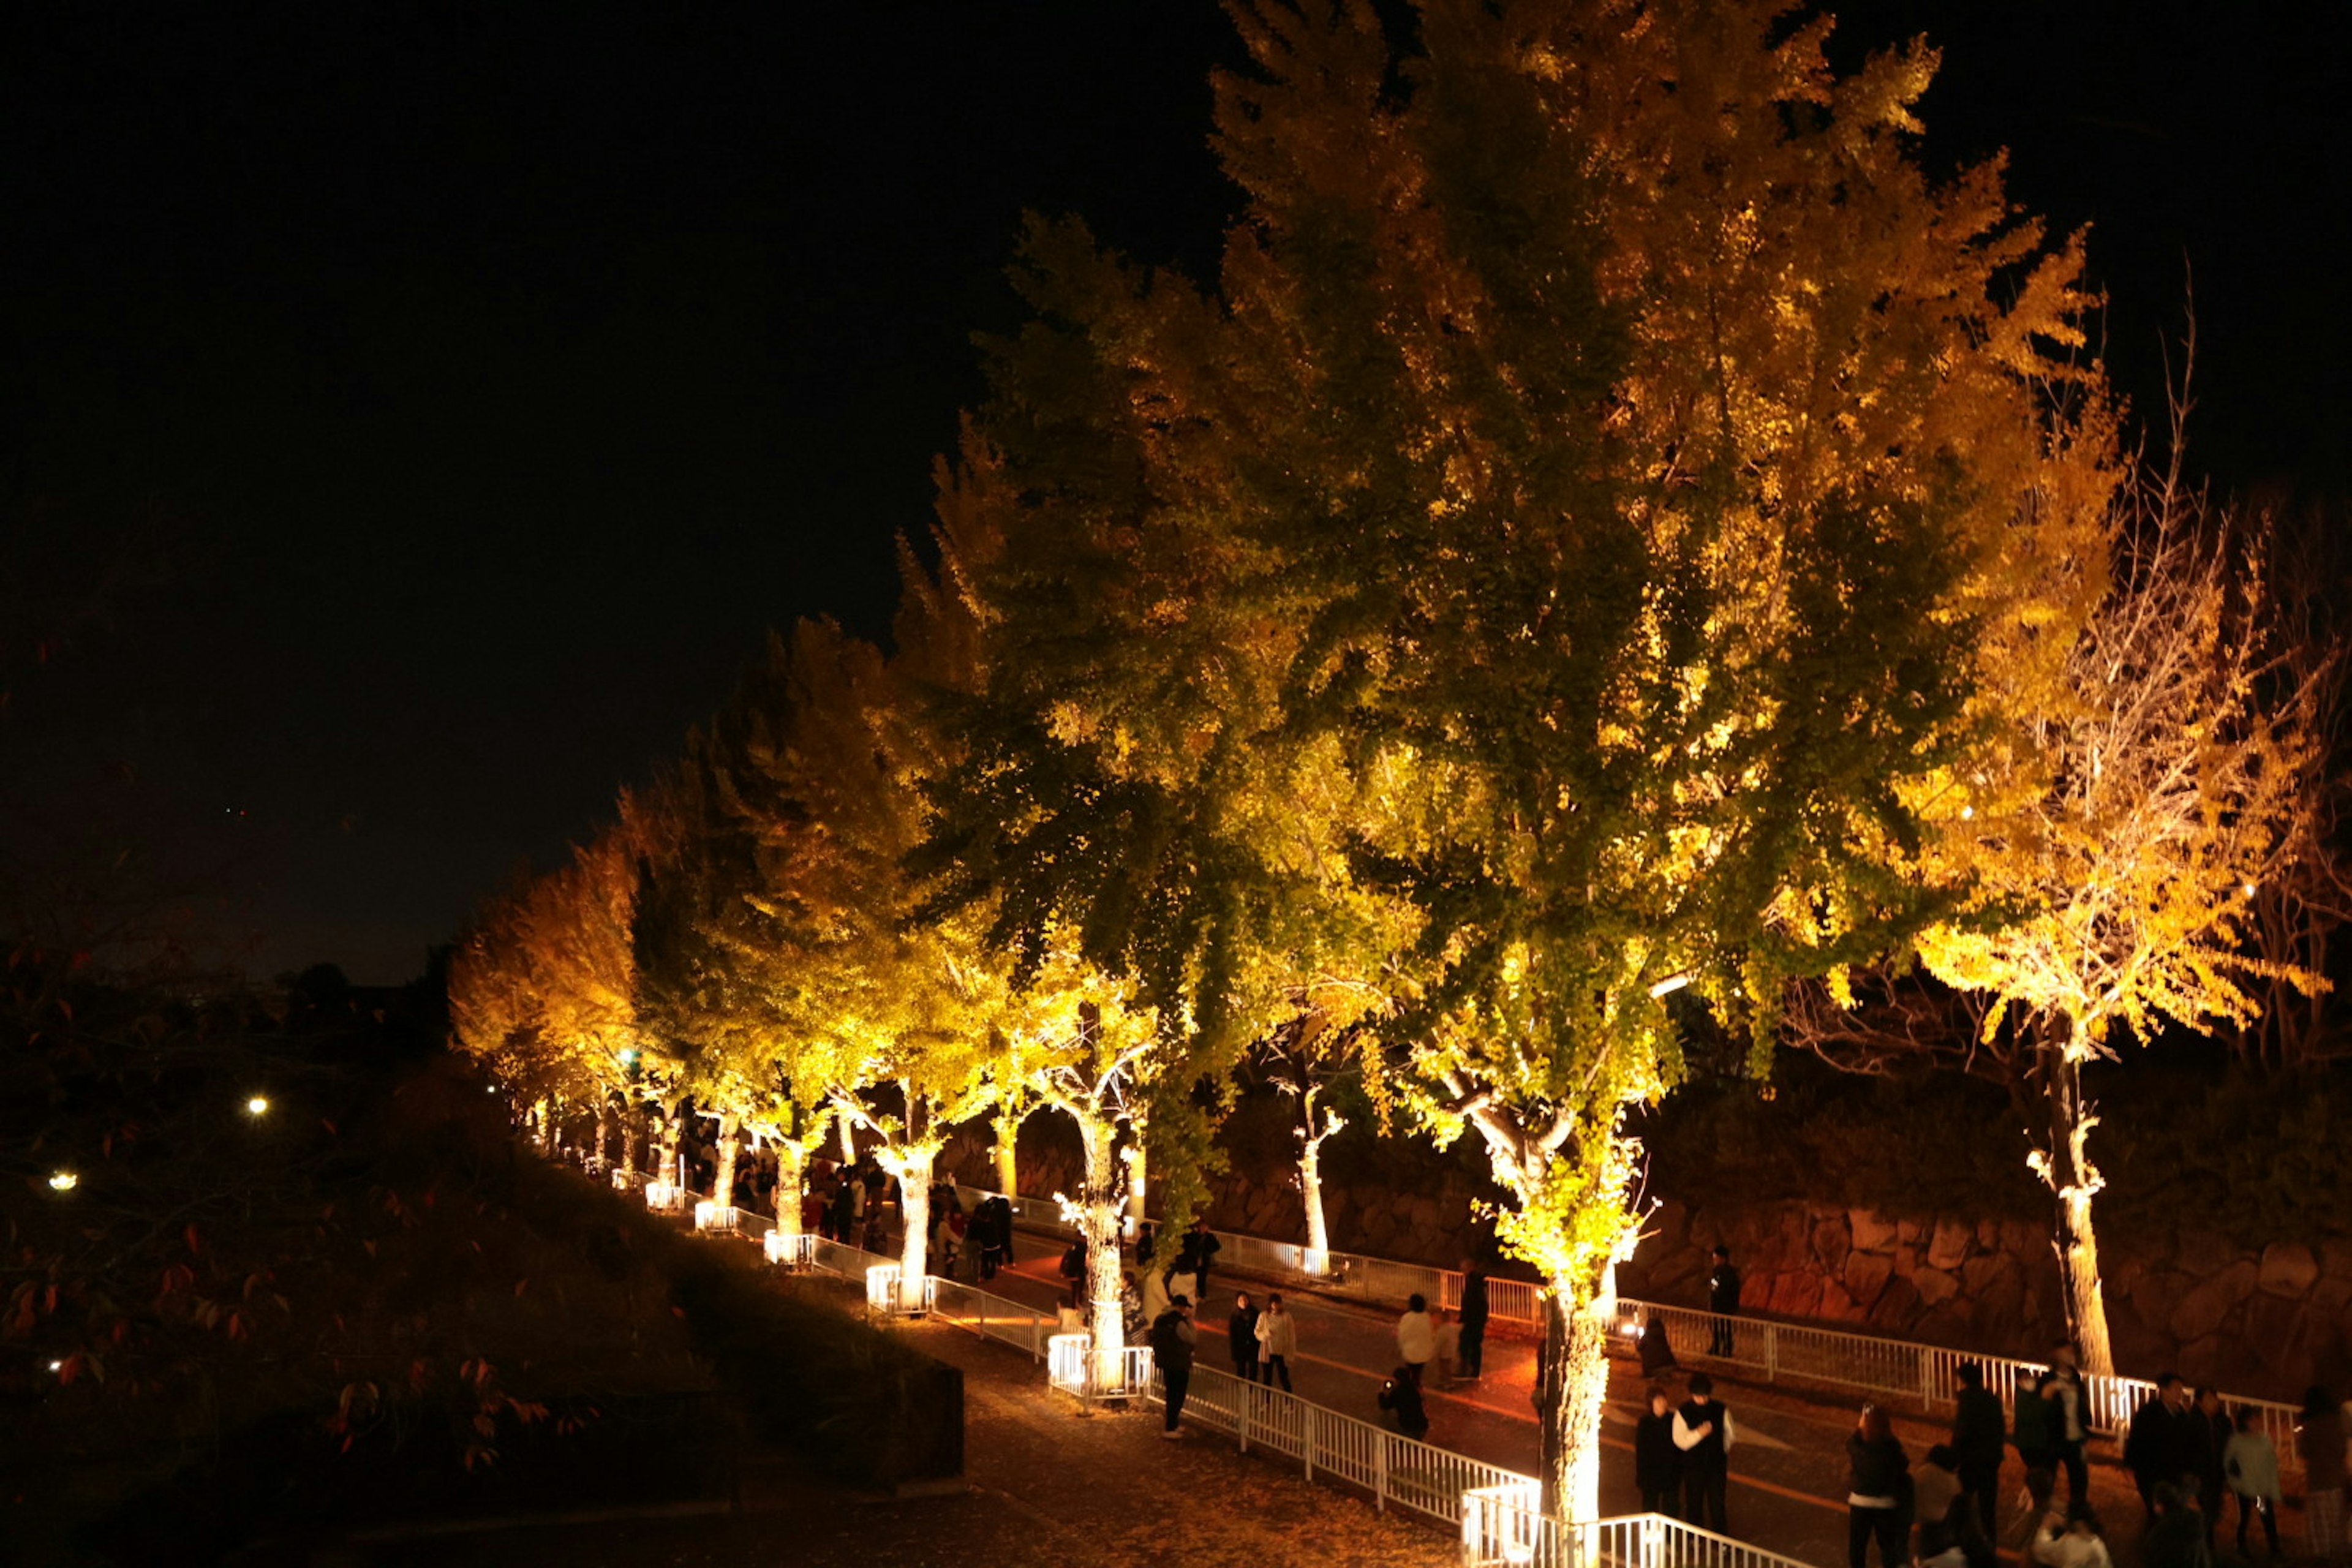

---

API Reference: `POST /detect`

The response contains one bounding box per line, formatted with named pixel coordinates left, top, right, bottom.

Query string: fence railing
left=1148, top=1361, right=1531, bottom=1528
left=1047, top=1332, right=1155, bottom=1398
left=1462, top=1495, right=1822, bottom=1568
left=587, top=1154, right=2309, bottom=1489
left=1615, top=1297, right=2307, bottom=1479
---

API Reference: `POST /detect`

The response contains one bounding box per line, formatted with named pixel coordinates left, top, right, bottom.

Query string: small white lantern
left=865, top=1263, right=902, bottom=1315
left=644, top=1180, right=676, bottom=1212
left=1461, top=1482, right=1544, bottom=1567
left=1048, top=1332, right=1090, bottom=1395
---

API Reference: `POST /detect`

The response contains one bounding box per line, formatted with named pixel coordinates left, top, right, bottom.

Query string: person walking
left=2048, top=1343, right=2092, bottom=1509
left=1676, top=1372, right=1737, bottom=1532
left=2298, top=1385, right=2346, bottom=1561
left=2126, top=1376, right=2199, bottom=1523
left=1178, top=1218, right=1221, bottom=1302
left=1637, top=1385, right=1684, bottom=1518
left=1229, top=1291, right=1263, bottom=1382
left=1846, top=1404, right=1912, bottom=1568
left=1952, top=1361, right=2007, bottom=1540
left=2223, top=1406, right=2282, bottom=1558
left=1151, top=1294, right=1197, bottom=1439
left=2015, top=1371, right=2065, bottom=1483
left=1256, top=1292, right=1297, bottom=1392
left=2189, top=1387, right=2230, bottom=1551
left=1396, top=1294, right=1438, bottom=1387
left=1458, top=1260, right=1490, bottom=1381
left=1708, top=1246, right=1743, bottom=1356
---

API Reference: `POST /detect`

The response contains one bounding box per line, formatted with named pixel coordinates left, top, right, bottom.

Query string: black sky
left=4, top=3, right=2344, bottom=983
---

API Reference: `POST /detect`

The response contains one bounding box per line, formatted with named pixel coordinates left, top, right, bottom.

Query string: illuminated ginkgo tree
left=933, top=0, right=2116, bottom=1520
left=1909, top=459, right=2329, bottom=1376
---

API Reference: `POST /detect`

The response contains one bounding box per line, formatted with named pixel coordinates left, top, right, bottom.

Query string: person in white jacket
left=1256, top=1292, right=1297, bottom=1392
left=1396, top=1294, right=1438, bottom=1385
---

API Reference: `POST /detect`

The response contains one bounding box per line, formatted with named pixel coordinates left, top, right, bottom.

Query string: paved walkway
left=962, top=1232, right=2230, bottom=1568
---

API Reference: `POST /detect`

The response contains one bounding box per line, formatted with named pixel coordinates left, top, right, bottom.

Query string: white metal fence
left=587, top=1155, right=2310, bottom=1488
left=1152, top=1361, right=1529, bottom=1527
left=1463, top=1494, right=1822, bottom=1568
left=1616, top=1297, right=2307, bottom=1479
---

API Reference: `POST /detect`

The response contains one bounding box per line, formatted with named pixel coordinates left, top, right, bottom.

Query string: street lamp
left=48, top=1171, right=78, bottom=1191
left=246, top=1095, right=270, bottom=1117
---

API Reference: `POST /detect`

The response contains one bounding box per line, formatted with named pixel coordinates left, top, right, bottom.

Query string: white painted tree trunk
left=1536, top=1259, right=1619, bottom=1523
left=775, top=1143, right=805, bottom=1238
left=837, top=1110, right=857, bottom=1167
left=1300, top=1135, right=1332, bottom=1276
left=896, top=1147, right=935, bottom=1314
left=1076, top=1115, right=1129, bottom=1390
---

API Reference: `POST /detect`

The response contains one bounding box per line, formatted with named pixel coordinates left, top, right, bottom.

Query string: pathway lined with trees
left=448, top=0, right=2339, bottom=1534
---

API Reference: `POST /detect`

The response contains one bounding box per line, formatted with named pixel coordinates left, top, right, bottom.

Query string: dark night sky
left=3, top=4, right=2344, bottom=984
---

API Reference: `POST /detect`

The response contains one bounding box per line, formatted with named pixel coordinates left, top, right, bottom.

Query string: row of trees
left=450, top=0, right=2332, bottom=1519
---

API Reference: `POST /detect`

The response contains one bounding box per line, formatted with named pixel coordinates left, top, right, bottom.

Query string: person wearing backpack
left=1151, top=1294, right=1197, bottom=1439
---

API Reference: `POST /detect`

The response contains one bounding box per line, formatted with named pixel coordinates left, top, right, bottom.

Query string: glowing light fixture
left=48, top=1360, right=63, bottom=1373
left=246, top=1095, right=270, bottom=1117
left=48, top=1171, right=78, bottom=1192
left=1648, top=973, right=1692, bottom=1000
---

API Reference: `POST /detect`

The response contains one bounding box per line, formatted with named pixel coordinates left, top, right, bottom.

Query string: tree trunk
left=530, top=1096, right=551, bottom=1153
left=837, top=1109, right=858, bottom=1167
left=992, top=1109, right=1022, bottom=1196
left=2041, top=1031, right=2116, bottom=1376
left=1298, top=1087, right=1333, bottom=1276
left=1075, top=1114, right=1129, bottom=1390
left=658, top=1104, right=682, bottom=1189
left=895, top=1146, right=934, bottom=1314
left=713, top=1111, right=741, bottom=1210
left=1536, top=1259, right=1618, bottom=1524
left=1301, top=1140, right=1333, bottom=1278
left=775, top=1143, right=805, bottom=1238
left=621, top=1103, right=640, bottom=1181
left=592, top=1095, right=609, bottom=1170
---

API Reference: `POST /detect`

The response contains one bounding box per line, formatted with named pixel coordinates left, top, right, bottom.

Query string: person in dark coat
left=1457, top=1260, right=1490, bottom=1381
left=1637, top=1385, right=1684, bottom=1518
left=2013, top=1370, right=2064, bottom=1480
left=1675, top=1372, right=1736, bottom=1531
left=1379, top=1365, right=1430, bottom=1440
left=1707, top=1246, right=1743, bottom=1356
left=2185, top=1387, right=2231, bottom=1550
left=1178, top=1218, right=1221, bottom=1302
left=1951, top=1361, right=2007, bottom=1540
left=2126, top=1376, right=2201, bottom=1522
left=1229, top=1292, right=1263, bottom=1382
left=979, top=1196, right=1012, bottom=1281
left=1150, top=1295, right=1197, bottom=1436
left=1847, top=1404, right=1911, bottom=1568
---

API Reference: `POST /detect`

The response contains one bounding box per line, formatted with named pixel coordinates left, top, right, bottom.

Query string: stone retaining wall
left=1622, top=1198, right=2352, bottom=1401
